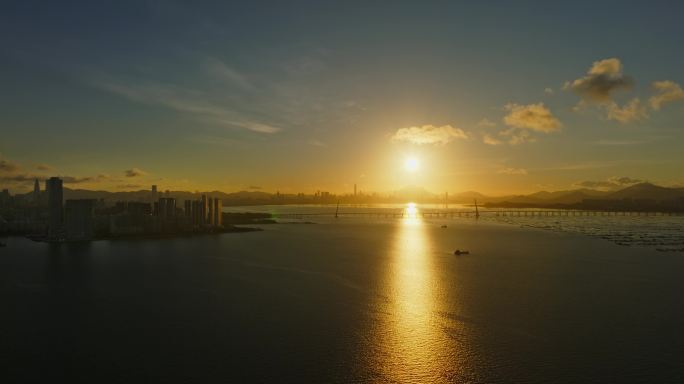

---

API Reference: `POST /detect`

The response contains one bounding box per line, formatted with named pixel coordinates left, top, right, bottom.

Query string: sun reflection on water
left=371, top=203, right=459, bottom=382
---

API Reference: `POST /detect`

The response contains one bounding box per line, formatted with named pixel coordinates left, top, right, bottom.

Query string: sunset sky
left=1, top=1, right=683, bottom=195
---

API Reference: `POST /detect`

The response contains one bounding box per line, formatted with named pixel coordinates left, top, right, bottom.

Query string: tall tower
left=207, top=197, right=215, bottom=226
left=213, top=198, right=222, bottom=227
left=201, top=195, right=208, bottom=225
left=33, top=179, right=40, bottom=203
left=354, top=183, right=357, bottom=197
left=47, top=177, right=64, bottom=240
left=151, top=185, right=158, bottom=203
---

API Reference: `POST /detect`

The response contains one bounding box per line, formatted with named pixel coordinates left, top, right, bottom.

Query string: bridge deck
left=276, top=210, right=683, bottom=219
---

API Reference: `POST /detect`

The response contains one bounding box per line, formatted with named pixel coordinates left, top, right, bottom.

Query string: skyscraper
left=33, top=179, right=40, bottom=203
left=213, top=198, right=222, bottom=227
left=64, top=199, right=95, bottom=240
left=201, top=195, right=208, bottom=225
left=47, top=177, right=63, bottom=240
left=151, top=185, right=158, bottom=203
left=207, top=197, right=214, bottom=226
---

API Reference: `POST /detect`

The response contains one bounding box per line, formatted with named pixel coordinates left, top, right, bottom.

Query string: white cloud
left=391, top=124, right=468, bottom=145
left=604, top=98, right=648, bottom=123
left=503, top=103, right=562, bottom=133
left=649, top=80, right=684, bottom=110
left=482, top=133, right=503, bottom=146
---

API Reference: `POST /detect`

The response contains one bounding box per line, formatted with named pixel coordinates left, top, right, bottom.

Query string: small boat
left=441, top=225, right=447, bottom=228
left=453, top=249, right=469, bottom=255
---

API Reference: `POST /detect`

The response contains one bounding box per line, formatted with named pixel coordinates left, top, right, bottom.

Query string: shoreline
left=22, top=225, right=263, bottom=244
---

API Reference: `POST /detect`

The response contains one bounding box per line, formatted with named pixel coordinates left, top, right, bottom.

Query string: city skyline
left=2, top=1, right=684, bottom=194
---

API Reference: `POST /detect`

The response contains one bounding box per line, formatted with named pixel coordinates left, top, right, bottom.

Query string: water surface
left=2, top=206, right=684, bottom=383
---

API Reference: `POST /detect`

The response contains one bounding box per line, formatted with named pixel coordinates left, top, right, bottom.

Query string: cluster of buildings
left=0, top=178, right=225, bottom=242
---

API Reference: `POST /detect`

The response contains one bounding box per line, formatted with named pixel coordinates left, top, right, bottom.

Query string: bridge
left=276, top=209, right=684, bottom=219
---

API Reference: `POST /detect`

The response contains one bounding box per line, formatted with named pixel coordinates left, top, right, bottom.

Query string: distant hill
left=13, top=182, right=684, bottom=208
left=606, top=183, right=684, bottom=201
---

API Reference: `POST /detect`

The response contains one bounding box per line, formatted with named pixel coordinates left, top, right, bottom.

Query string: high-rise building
left=65, top=199, right=95, bottom=240
left=33, top=179, right=40, bottom=202
left=184, top=200, right=192, bottom=218
left=151, top=185, right=158, bottom=203
left=47, top=177, right=63, bottom=239
left=201, top=195, right=208, bottom=225
left=354, top=184, right=357, bottom=197
left=207, top=197, right=214, bottom=226
left=158, top=197, right=176, bottom=219
left=0, top=189, right=10, bottom=207
left=192, top=200, right=202, bottom=227
left=213, top=198, right=222, bottom=227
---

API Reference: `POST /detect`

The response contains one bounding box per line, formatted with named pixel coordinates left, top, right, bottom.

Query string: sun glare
left=404, top=157, right=420, bottom=173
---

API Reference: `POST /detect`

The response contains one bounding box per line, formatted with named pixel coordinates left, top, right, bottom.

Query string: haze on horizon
left=2, top=1, right=683, bottom=195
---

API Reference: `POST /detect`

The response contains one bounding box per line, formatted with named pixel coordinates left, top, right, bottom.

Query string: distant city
left=2, top=178, right=684, bottom=242
left=1, top=177, right=228, bottom=242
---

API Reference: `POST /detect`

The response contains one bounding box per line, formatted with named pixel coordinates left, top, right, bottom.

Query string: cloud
left=0, top=159, right=20, bottom=172
left=35, top=163, right=54, bottom=171
left=503, top=103, right=561, bottom=133
left=482, top=133, right=503, bottom=146
left=391, top=124, right=468, bottom=145
left=0, top=173, right=38, bottom=183
left=649, top=80, right=684, bottom=110
left=497, top=167, right=528, bottom=175
left=503, top=129, right=537, bottom=145
left=62, top=174, right=111, bottom=184
left=125, top=168, right=148, bottom=178
left=565, top=58, right=634, bottom=102
left=94, top=80, right=281, bottom=134
left=307, top=139, right=327, bottom=147
left=477, top=118, right=497, bottom=128
left=204, top=57, right=255, bottom=91
left=544, top=87, right=554, bottom=95
left=574, top=176, right=643, bottom=191
left=117, top=184, right=143, bottom=189
left=604, top=98, right=648, bottom=123
left=215, top=120, right=281, bottom=133
left=247, top=185, right=262, bottom=190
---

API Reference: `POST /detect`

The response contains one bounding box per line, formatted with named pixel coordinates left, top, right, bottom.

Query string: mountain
left=606, top=183, right=684, bottom=201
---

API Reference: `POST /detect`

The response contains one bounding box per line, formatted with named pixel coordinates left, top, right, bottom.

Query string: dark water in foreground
left=2, top=214, right=684, bottom=383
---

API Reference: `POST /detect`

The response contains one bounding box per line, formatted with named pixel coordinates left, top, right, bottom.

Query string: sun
left=404, top=157, right=420, bottom=172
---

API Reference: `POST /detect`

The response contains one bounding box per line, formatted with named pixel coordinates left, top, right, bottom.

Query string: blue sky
left=1, top=1, right=683, bottom=194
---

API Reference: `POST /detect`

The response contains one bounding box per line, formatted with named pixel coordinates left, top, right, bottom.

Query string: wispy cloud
left=498, top=167, right=528, bottom=175
left=477, top=118, right=497, bottom=128
left=203, top=57, right=256, bottom=92
left=93, top=79, right=282, bottom=134
left=574, top=176, right=643, bottom=191
left=0, top=159, right=20, bottom=172
left=307, top=139, right=327, bottom=147
left=125, top=168, right=148, bottom=178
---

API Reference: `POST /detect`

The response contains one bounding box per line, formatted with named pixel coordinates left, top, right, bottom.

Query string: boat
left=441, top=225, right=447, bottom=228
left=453, top=249, right=469, bottom=255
